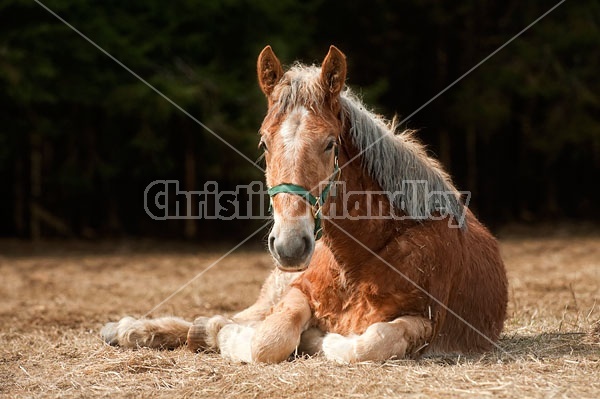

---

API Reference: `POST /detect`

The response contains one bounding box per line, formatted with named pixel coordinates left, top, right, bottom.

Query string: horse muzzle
left=268, top=228, right=314, bottom=272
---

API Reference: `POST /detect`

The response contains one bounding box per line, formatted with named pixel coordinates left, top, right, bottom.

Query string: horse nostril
left=269, top=235, right=276, bottom=253
left=302, top=236, right=311, bottom=257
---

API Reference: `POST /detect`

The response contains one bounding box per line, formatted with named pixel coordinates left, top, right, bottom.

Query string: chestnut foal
left=102, top=46, right=508, bottom=363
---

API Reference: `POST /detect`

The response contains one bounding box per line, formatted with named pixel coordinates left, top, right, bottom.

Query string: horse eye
left=324, top=140, right=336, bottom=152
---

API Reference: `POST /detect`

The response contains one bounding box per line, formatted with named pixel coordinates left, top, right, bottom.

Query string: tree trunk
left=14, top=156, right=25, bottom=236
left=466, top=125, right=478, bottom=213
left=184, top=126, right=197, bottom=239
left=29, top=131, right=42, bottom=240
left=436, top=40, right=451, bottom=170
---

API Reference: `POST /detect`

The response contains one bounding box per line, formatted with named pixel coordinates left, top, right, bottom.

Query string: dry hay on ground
left=0, top=231, right=598, bottom=398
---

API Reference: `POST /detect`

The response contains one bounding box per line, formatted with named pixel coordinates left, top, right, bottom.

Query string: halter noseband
left=267, top=146, right=340, bottom=240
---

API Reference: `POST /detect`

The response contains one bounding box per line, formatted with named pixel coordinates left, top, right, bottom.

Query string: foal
left=102, top=46, right=508, bottom=363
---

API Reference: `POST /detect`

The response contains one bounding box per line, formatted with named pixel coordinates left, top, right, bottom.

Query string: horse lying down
left=101, top=45, right=508, bottom=363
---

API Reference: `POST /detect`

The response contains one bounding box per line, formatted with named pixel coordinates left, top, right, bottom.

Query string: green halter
left=267, top=146, right=340, bottom=240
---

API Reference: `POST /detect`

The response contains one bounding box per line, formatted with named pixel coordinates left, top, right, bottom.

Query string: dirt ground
left=1, top=228, right=599, bottom=398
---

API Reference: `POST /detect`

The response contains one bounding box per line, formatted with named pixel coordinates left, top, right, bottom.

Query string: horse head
left=257, top=45, right=346, bottom=271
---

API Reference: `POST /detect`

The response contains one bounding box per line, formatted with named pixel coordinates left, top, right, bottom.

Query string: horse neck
left=322, top=135, right=414, bottom=268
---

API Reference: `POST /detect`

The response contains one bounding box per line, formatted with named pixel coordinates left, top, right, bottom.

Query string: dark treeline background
left=1, top=0, right=598, bottom=241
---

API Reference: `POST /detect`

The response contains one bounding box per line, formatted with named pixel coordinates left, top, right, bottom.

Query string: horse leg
left=232, top=268, right=301, bottom=324
left=101, top=315, right=230, bottom=351
left=102, top=267, right=299, bottom=352
left=186, top=268, right=301, bottom=353
left=213, top=287, right=311, bottom=363
left=101, top=316, right=191, bottom=349
left=321, top=316, right=433, bottom=363
left=297, top=327, right=326, bottom=356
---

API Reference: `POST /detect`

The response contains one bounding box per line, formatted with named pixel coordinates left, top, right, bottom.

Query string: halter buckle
left=313, top=200, right=322, bottom=219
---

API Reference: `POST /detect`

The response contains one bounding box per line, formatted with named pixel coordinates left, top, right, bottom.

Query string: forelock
left=270, top=64, right=326, bottom=115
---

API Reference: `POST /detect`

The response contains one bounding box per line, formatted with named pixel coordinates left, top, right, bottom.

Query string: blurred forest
left=0, top=0, right=598, bottom=240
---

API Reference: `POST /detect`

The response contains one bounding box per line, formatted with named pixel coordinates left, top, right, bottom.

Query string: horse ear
left=321, top=45, right=347, bottom=97
left=257, top=45, right=283, bottom=98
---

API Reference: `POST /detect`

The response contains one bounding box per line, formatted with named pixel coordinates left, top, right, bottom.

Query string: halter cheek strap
left=267, top=146, right=340, bottom=240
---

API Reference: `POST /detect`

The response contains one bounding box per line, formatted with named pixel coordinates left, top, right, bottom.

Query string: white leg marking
left=217, top=324, right=256, bottom=363
left=101, top=316, right=136, bottom=346
left=322, top=333, right=359, bottom=363
left=322, top=317, right=432, bottom=363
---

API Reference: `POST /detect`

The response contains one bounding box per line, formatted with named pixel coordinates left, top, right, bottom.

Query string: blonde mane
left=271, top=64, right=465, bottom=223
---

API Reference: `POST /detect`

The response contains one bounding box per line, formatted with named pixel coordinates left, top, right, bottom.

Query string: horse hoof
left=101, top=322, right=119, bottom=345
left=101, top=316, right=136, bottom=346
left=187, top=317, right=210, bottom=352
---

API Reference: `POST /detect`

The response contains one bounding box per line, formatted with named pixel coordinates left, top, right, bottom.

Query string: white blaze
left=278, top=106, right=309, bottom=176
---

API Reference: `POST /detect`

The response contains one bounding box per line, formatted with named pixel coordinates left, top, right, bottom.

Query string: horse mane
left=272, top=64, right=465, bottom=223
left=339, top=91, right=465, bottom=223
